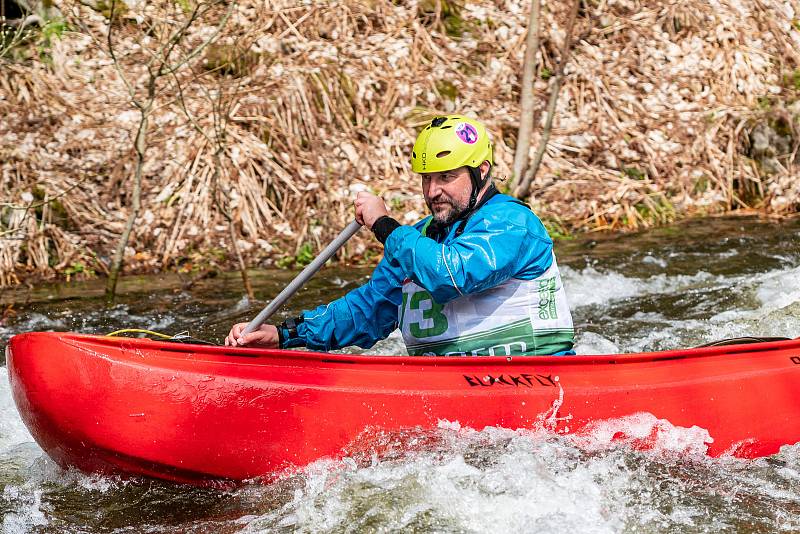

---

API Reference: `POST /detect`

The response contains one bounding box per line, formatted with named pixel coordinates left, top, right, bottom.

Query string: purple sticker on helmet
left=456, top=123, right=478, bottom=144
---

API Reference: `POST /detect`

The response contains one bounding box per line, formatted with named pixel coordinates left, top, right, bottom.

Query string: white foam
left=105, top=305, right=176, bottom=332
left=560, top=266, right=725, bottom=307
left=712, top=266, right=800, bottom=320
left=236, top=414, right=744, bottom=533
left=642, top=255, right=668, bottom=268
left=563, top=263, right=800, bottom=351
left=573, top=412, right=713, bottom=457
left=574, top=331, right=620, bottom=355
left=0, top=306, right=177, bottom=341
left=1, top=486, right=48, bottom=533
left=0, top=367, right=36, bottom=456
left=343, top=328, right=408, bottom=356
left=0, top=314, right=66, bottom=341
left=691, top=266, right=800, bottom=343
left=240, top=427, right=627, bottom=533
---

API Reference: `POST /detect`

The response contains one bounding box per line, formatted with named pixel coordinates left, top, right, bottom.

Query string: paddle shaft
left=242, top=220, right=362, bottom=335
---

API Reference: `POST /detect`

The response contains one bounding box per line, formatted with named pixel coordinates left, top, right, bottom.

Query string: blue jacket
left=282, top=193, right=557, bottom=351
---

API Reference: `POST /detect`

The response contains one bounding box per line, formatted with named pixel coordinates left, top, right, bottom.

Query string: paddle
left=241, top=220, right=363, bottom=335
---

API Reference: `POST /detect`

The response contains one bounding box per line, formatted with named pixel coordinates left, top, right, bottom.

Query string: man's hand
left=224, top=323, right=279, bottom=348
left=354, top=192, right=390, bottom=229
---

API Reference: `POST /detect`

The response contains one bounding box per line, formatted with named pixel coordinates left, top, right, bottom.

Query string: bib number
left=402, top=289, right=449, bottom=338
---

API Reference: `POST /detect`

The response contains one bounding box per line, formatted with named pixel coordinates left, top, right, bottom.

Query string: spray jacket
left=281, top=192, right=575, bottom=355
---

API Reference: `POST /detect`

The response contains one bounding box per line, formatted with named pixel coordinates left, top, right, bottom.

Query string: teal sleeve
left=285, top=257, right=404, bottom=351
left=382, top=203, right=553, bottom=304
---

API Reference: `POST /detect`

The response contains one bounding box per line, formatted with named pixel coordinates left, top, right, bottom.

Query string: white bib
left=399, top=255, right=574, bottom=356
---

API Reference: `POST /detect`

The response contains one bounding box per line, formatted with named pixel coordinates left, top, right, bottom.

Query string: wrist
left=278, top=315, right=305, bottom=349
left=277, top=325, right=286, bottom=347
left=371, top=216, right=401, bottom=244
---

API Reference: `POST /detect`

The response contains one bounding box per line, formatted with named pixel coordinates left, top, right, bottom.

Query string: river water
left=1, top=216, right=799, bottom=533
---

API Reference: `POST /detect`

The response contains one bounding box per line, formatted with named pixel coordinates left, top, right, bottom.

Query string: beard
left=425, top=195, right=469, bottom=225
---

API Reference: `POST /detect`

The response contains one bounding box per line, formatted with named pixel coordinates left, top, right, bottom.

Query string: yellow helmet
left=411, top=115, right=493, bottom=173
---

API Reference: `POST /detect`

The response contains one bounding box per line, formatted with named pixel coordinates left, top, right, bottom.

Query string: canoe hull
left=7, top=332, right=800, bottom=485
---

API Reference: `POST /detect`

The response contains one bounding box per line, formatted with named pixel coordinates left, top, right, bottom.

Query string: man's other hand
left=224, top=323, right=279, bottom=348
left=354, top=192, right=390, bottom=228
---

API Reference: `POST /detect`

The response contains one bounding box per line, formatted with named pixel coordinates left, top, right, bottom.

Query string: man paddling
left=225, top=115, right=575, bottom=356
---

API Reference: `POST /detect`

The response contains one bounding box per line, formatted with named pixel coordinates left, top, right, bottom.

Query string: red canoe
left=6, top=332, right=800, bottom=485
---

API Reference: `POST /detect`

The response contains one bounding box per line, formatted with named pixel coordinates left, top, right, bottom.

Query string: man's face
left=421, top=166, right=472, bottom=225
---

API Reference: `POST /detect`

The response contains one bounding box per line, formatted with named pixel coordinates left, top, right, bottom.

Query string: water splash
left=238, top=419, right=800, bottom=533
left=0, top=368, right=35, bottom=456
left=562, top=266, right=727, bottom=307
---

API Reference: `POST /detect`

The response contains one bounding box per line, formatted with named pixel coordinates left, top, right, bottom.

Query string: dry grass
left=1, top=0, right=799, bottom=286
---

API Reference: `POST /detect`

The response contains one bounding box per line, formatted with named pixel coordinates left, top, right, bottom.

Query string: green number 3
left=406, top=289, right=448, bottom=338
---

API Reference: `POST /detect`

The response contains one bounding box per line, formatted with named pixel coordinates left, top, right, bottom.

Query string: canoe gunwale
left=32, top=332, right=800, bottom=367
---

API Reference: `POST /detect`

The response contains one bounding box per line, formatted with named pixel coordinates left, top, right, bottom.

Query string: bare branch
left=511, top=0, right=542, bottom=187
left=170, top=68, right=213, bottom=144
left=104, top=0, right=139, bottom=103
left=515, top=0, right=582, bottom=199
left=0, top=181, right=83, bottom=210
left=162, top=0, right=236, bottom=76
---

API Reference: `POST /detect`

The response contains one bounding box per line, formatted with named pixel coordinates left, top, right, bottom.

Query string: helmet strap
left=466, top=165, right=490, bottom=212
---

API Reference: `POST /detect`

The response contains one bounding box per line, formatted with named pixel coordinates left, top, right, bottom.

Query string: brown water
left=1, top=215, right=799, bottom=533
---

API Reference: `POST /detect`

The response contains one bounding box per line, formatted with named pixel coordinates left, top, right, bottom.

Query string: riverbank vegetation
left=1, top=0, right=799, bottom=288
